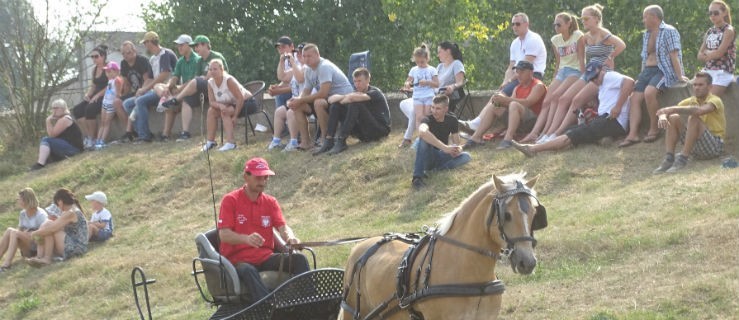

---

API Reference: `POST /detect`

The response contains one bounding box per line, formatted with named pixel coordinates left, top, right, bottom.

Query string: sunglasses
left=553, top=23, right=561, bottom=28
left=708, top=10, right=721, bottom=16
left=90, top=54, right=100, bottom=59
left=511, top=22, right=523, bottom=27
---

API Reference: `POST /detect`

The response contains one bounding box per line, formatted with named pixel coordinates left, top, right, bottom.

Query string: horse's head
left=489, top=173, right=547, bottom=275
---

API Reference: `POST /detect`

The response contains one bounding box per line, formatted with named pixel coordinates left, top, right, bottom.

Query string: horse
left=339, top=172, right=547, bottom=320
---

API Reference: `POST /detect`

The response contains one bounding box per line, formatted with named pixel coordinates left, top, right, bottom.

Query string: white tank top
left=208, top=74, right=247, bottom=105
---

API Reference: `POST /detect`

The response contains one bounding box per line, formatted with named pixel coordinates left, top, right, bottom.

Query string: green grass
left=0, top=131, right=737, bottom=319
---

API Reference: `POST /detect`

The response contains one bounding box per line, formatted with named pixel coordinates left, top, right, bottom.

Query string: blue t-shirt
left=408, top=65, right=438, bottom=99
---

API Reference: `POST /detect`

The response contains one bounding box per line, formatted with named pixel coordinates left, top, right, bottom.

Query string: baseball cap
left=274, top=36, right=293, bottom=47
left=244, top=157, right=275, bottom=176
left=85, top=191, right=108, bottom=205
left=140, top=31, right=159, bottom=43
left=512, top=60, right=534, bottom=71
left=104, top=61, right=120, bottom=71
left=583, top=61, right=604, bottom=82
left=173, top=34, right=194, bottom=45
left=193, top=35, right=210, bottom=44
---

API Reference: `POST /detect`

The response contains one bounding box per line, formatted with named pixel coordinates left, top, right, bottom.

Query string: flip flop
left=26, top=258, right=49, bottom=268
left=643, top=132, right=661, bottom=143
left=618, top=139, right=641, bottom=148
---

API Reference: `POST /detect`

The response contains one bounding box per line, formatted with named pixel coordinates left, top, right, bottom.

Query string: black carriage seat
left=193, top=228, right=292, bottom=305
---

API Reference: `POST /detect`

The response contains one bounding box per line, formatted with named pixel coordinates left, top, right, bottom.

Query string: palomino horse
left=339, top=173, right=547, bottom=320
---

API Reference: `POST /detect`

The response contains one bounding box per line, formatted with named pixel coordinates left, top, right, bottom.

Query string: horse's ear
left=493, top=175, right=505, bottom=192
left=525, top=174, right=540, bottom=189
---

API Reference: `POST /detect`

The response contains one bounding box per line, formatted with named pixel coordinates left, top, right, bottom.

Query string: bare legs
left=625, top=85, right=661, bottom=142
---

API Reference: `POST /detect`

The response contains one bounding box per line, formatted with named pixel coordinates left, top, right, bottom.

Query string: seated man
left=218, top=157, right=310, bottom=301
left=652, top=72, right=725, bottom=173
left=160, top=34, right=204, bottom=142
left=412, top=95, right=471, bottom=190
left=463, top=60, right=546, bottom=150
left=315, top=67, right=391, bottom=155
left=511, top=61, right=634, bottom=157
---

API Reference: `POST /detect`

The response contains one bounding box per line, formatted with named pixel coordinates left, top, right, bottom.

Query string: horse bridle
left=486, top=181, right=548, bottom=251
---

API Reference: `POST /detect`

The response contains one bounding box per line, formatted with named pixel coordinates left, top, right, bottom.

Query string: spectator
left=511, top=61, right=635, bottom=157
left=520, top=12, right=584, bottom=143
left=28, top=188, right=88, bottom=267
left=117, top=41, right=153, bottom=143
left=201, top=59, right=254, bottom=152
left=218, top=157, right=310, bottom=301
left=0, top=188, right=48, bottom=271
left=30, top=99, right=84, bottom=171
left=73, top=45, right=109, bottom=150
left=268, top=40, right=308, bottom=152
left=399, top=41, right=465, bottom=148
left=85, top=191, right=113, bottom=242
left=459, top=12, right=546, bottom=134
left=158, top=34, right=204, bottom=142
left=539, top=4, right=626, bottom=143
left=411, top=95, right=471, bottom=190
left=402, top=44, right=439, bottom=146
left=652, top=72, right=726, bottom=173
left=698, top=0, right=735, bottom=97
left=286, top=43, right=353, bottom=151
left=463, top=60, right=546, bottom=149
left=128, top=31, right=177, bottom=144
left=315, top=67, right=391, bottom=155
left=621, top=5, right=687, bottom=147
left=94, top=61, right=123, bottom=149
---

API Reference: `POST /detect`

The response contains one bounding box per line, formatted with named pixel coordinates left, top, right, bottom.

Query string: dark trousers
left=327, top=102, right=390, bottom=141
left=235, top=253, right=310, bottom=301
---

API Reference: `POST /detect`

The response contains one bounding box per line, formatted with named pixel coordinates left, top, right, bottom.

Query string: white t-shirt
left=510, top=30, right=548, bottom=74
left=208, top=74, right=248, bottom=105
left=19, top=207, right=48, bottom=231
left=90, top=208, right=113, bottom=232
left=598, top=71, right=631, bottom=128
left=408, top=65, right=438, bottom=99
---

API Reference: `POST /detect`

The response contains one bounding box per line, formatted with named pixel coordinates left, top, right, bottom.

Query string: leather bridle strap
left=434, top=233, right=501, bottom=260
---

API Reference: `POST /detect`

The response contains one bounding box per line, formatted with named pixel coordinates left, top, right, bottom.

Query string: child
left=403, top=43, right=439, bottom=142
left=85, top=191, right=113, bottom=242
left=96, top=62, right=123, bottom=150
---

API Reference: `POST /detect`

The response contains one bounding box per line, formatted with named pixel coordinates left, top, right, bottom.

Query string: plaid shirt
left=641, top=21, right=684, bottom=88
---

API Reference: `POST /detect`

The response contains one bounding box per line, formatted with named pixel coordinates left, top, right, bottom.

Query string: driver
left=217, top=157, right=310, bottom=301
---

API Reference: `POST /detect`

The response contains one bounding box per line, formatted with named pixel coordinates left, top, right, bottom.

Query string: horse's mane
left=436, top=172, right=533, bottom=235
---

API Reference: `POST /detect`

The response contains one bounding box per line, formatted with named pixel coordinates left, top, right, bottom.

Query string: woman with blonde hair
left=30, top=99, right=84, bottom=170
left=0, top=188, right=48, bottom=271
left=698, top=0, right=735, bottom=97
left=201, top=59, right=254, bottom=152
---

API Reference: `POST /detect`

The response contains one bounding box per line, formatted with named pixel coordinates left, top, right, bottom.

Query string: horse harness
left=341, top=182, right=548, bottom=320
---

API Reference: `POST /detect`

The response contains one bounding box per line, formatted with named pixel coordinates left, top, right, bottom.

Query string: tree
left=0, top=0, right=107, bottom=144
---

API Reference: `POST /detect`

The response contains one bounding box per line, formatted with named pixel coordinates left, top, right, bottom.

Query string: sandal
left=618, top=139, right=641, bottom=148
left=643, top=131, right=662, bottom=143
left=27, top=258, right=49, bottom=268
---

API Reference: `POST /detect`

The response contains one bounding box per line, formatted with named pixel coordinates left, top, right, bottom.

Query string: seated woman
left=201, top=59, right=254, bottom=152
left=30, top=99, right=84, bottom=171
left=0, top=188, right=48, bottom=271
left=28, top=188, right=88, bottom=267
left=399, top=41, right=466, bottom=147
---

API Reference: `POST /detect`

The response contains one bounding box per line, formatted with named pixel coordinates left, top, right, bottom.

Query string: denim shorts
left=634, top=66, right=665, bottom=92
left=91, top=229, right=113, bottom=242
left=555, top=67, right=582, bottom=82
left=413, top=96, right=433, bottom=106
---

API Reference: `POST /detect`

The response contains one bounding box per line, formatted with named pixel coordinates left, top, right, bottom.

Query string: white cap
left=85, top=191, right=108, bottom=205
left=173, top=34, right=193, bottom=45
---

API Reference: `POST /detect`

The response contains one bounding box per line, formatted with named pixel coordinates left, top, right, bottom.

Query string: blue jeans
left=133, top=90, right=159, bottom=140
left=413, top=139, right=471, bottom=177
left=41, top=137, right=82, bottom=161
left=274, top=92, right=292, bottom=109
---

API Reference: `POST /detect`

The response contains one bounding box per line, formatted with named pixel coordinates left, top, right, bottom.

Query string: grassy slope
left=0, top=132, right=736, bottom=320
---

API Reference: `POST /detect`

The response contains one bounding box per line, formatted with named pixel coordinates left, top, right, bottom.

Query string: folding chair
left=348, top=50, right=370, bottom=84
left=220, top=81, right=272, bottom=145
left=452, top=79, right=475, bottom=120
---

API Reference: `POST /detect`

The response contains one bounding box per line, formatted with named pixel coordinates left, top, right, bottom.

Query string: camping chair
left=451, top=79, right=475, bottom=120
left=192, top=228, right=293, bottom=305
left=220, top=80, right=272, bottom=145
left=348, top=50, right=370, bottom=82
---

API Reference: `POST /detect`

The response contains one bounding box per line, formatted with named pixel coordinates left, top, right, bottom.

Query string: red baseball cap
left=244, top=157, right=275, bottom=176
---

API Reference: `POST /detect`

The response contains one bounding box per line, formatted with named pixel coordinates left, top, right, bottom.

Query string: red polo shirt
left=217, top=187, right=286, bottom=265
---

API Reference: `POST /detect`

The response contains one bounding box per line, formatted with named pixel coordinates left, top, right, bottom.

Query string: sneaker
left=458, top=120, right=476, bottom=134
left=267, top=140, right=285, bottom=150
left=313, top=138, right=334, bottom=155
left=496, top=140, right=513, bottom=150
left=283, top=143, right=300, bottom=152
left=653, top=157, right=674, bottom=174
left=161, top=98, right=177, bottom=110
left=511, top=140, right=537, bottom=158
left=175, top=131, right=191, bottom=142
left=118, top=132, right=135, bottom=144
left=666, top=155, right=688, bottom=173
left=29, top=163, right=45, bottom=171
left=218, top=142, right=236, bottom=151
left=94, top=142, right=107, bottom=150
left=412, top=177, right=426, bottom=190
left=202, top=141, right=217, bottom=152
left=133, top=138, right=152, bottom=145
left=535, top=134, right=551, bottom=144
left=83, top=137, right=94, bottom=150
left=464, top=139, right=483, bottom=150
left=157, top=133, right=169, bottom=142
left=129, top=109, right=137, bottom=121
left=328, top=139, right=348, bottom=155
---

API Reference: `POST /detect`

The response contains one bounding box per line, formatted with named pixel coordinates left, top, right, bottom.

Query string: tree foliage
left=0, top=0, right=107, bottom=143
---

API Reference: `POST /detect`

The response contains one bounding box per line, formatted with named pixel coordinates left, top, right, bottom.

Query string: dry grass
left=0, top=130, right=737, bottom=319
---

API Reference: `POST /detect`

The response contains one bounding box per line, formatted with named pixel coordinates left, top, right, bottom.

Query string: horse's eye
left=504, top=212, right=512, bottom=222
